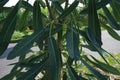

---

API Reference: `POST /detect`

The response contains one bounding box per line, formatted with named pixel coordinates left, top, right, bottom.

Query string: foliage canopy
left=0, top=0, right=120, bottom=80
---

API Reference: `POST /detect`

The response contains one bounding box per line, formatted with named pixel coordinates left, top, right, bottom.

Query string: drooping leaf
left=33, top=0, right=44, bottom=49
left=58, top=1, right=79, bottom=19
left=80, top=0, right=111, bottom=14
left=52, top=1, right=64, bottom=13
left=0, top=2, right=19, bottom=56
left=33, top=0, right=43, bottom=32
left=110, top=1, right=120, bottom=22
left=103, top=24, right=120, bottom=41
left=85, top=54, right=119, bottom=74
left=103, top=7, right=120, bottom=30
left=21, top=1, right=33, bottom=11
left=0, top=71, right=21, bottom=80
left=0, top=0, right=9, bottom=7
left=87, top=56, right=120, bottom=75
left=80, top=58, right=108, bottom=80
left=66, top=25, right=80, bottom=60
left=114, top=0, right=120, bottom=4
left=48, top=37, right=61, bottom=80
left=7, top=30, right=45, bottom=60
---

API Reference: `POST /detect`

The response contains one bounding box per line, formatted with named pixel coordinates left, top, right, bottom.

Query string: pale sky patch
left=5, top=0, right=83, bottom=7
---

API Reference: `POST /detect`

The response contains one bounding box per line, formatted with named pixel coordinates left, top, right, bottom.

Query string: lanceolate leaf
left=48, top=37, right=61, bottom=80
left=87, top=0, right=102, bottom=47
left=21, top=1, right=33, bottom=11
left=17, top=9, right=29, bottom=31
left=33, top=0, right=43, bottom=32
left=58, top=1, right=79, bottom=19
left=68, top=66, right=87, bottom=80
left=7, top=30, right=45, bottom=60
left=115, top=0, right=120, bottom=4
left=89, top=56, right=120, bottom=75
left=17, top=57, right=48, bottom=80
left=110, top=1, right=120, bottom=22
left=0, top=2, right=19, bottom=56
left=0, top=0, right=9, bottom=7
left=80, top=0, right=110, bottom=14
left=1, top=71, right=20, bottom=80
left=66, top=26, right=80, bottom=60
left=86, top=0, right=109, bottom=63
left=80, top=58, right=108, bottom=80
left=67, top=66, right=77, bottom=80
left=52, top=1, right=64, bottom=13
left=103, top=24, right=120, bottom=41
left=33, top=0, right=43, bottom=49
left=103, top=7, right=120, bottom=30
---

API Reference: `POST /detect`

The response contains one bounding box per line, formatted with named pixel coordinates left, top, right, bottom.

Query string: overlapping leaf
left=1, top=71, right=21, bottom=80
left=67, top=66, right=87, bottom=80
left=0, top=0, right=9, bottom=7
left=17, top=57, right=48, bottom=80
left=58, top=1, right=79, bottom=19
left=88, top=56, right=120, bottom=75
left=103, top=7, right=120, bottom=30
left=110, top=1, right=120, bottom=22
left=7, top=30, right=44, bottom=59
left=80, top=0, right=111, bottom=14
left=103, top=24, right=120, bottom=41
left=21, top=1, right=33, bottom=11
left=80, top=58, right=108, bottom=80
left=52, top=1, right=64, bottom=13
left=0, top=2, right=19, bottom=56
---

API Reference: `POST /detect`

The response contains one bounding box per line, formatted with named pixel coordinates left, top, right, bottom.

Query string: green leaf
left=67, top=66, right=76, bottom=80
left=63, top=72, right=67, bottom=80
left=87, top=0, right=102, bottom=47
left=7, top=30, right=44, bottom=60
left=80, top=58, right=108, bottom=80
left=48, top=37, right=61, bottom=80
left=66, top=26, right=80, bottom=60
left=86, top=0, right=109, bottom=64
left=7, top=26, right=62, bottom=59
left=114, top=0, right=120, bottom=4
left=21, top=1, right=33, bottom=11
left=110, top=1, right=120, bottom=22
left=0, top=7, right=12, bottom=13
left=33, top=0, right=43, bottom=32
left=103, top=24, right=120, bottom=41
left=52, top=1, right=64, bottom=13
left=0, top=2, right=19, bottom=56
left=102, top=7, right=120, bottom=30
left=90, top=56, right=120, bottom=75
left=17, top=57, right=48, bottom=80
left=1, top=71, right=20, bottom=80
left=68, top=66, right=87, bottom=80
left=17, top=9, right=29, bottom=31
left=80, top=0, right=111, bottom=14
left=58, top=1, right=79, bottom=19
left=33, top=0, right=44, bottom=49
left=0, top=0, right=9, bottom=7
